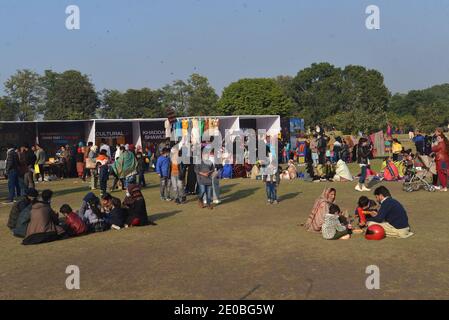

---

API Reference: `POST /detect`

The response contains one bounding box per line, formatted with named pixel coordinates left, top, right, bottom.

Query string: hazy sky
left=1, top=0, right=449, bottom=95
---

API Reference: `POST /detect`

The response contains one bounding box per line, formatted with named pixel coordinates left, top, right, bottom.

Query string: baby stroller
left=402, top=154, right=436, bottom=192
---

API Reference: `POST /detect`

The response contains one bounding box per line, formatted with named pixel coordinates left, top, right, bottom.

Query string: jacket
left=23, top=201, right=64, bottom=245
left=5, top=148, right=19, bottom=172
left=432, top=140, right=449, bottom=163
left=369, top=197, right=410, bottom=229
left=156, top=155, right=170, bottom=177
left=7, top=196, right=31, bottom=230
left=357, top=144, right=371, bottom=165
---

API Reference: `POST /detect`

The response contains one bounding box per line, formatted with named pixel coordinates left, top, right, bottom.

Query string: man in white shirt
left=99, top=139, right=111, bottom=158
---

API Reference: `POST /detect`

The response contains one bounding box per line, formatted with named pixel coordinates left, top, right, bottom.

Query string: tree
left=218, top=78, right=294, bottom=116
left=42, top=70, right=99, bottom=120
left=0, top=97, right=18, bottom=121
left=291, top=62, right=344, bottom=124
left=159, top=80, right=189, bottom=116
left=185, top=74, right=219, bottom=116
left=100, top=88, right=163, bottom=119
left=4, top=69, right=44, bottom=121
left=291, top=62, right=390, bottom=133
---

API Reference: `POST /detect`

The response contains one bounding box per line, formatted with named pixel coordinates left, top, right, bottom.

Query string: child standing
left=96, top=150, right=110, bottom=196
left=322, top=204, right=351, bottom=240
left=156, top=148, right=171, bottom=201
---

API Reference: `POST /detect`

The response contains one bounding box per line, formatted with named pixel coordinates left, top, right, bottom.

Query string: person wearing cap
left=7, top=188, right=39, bottom=230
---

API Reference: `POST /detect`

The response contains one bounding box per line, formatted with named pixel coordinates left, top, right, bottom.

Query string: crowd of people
left=4, top=125, right=449, bottom=245
left=7, top=184, right=156, bottom=245
left=275, top=127, right=449, bottom=193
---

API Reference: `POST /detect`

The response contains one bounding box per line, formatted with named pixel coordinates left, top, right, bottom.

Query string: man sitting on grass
left=368, top=186, right=414, bottom=239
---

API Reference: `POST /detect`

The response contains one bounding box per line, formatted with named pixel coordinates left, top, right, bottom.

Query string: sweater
left=369, top=197, right=410, bottom=229
left=156, top=155, right=170, bottom=177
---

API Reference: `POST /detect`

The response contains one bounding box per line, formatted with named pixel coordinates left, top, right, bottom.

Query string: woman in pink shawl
left=304, top=188, right=336, bottom=232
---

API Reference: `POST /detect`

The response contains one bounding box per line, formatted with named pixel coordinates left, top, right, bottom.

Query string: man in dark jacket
left=413, top=130, right=426, bottom=155
left=368, top=186, right=414, bottom=238
left=195, top=153, right=214, bottom=210
left=156, top=148, right=171, bottom=201
left=7, top=188, right=39, bottom=230
left=5, top=144, right=20, bottom=203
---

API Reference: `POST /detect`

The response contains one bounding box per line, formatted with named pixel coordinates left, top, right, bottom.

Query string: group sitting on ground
left=6, top=184, right=156, bottom=246
left=304, top=186, right=414, bottom=240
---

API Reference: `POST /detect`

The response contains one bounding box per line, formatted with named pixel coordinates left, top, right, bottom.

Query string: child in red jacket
left=355, top=196, right=378, bottom=228
left=60, top=204, right=87, bottom=236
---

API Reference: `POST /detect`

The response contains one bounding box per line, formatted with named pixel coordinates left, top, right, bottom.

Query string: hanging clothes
left=199, top=119, right=205, bottom=138
left=165, top=120, right=171, bottom=138
left=191, top=118, right=200, bottom=145
left=182, top=119, right=189, bottom=136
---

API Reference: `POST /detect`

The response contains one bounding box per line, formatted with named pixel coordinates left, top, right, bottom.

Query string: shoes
left=198, top=199, right=205, bottom=208
left=362, top=185, right=371, bottom=192
left=439, top=188, right=448, bottom=192
left=208, top=204, right=214, bottom=210
left=434, top=185, right=441, bottom=190
left=166, top=198, right=173, bottom=202
left=355, top=184, right=363, bottom=192
left=111, top=224, right=121, bottom=230
left=213, top=200, right=222, bottom=205
left=273, top=200, right=279, bottom=204
left=2, top=200, right=14, bottom=205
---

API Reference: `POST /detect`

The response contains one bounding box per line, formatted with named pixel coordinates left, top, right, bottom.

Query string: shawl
left=304, top=188, right=335, bottom=232
left=111, top=151, right=137, bottom=178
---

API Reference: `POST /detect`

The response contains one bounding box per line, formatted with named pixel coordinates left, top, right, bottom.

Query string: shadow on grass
left=149, top=210, right=182, bottom=222
left=53, top=186, right=90, bottom=197
left=367, top=179, right=383, bottom=189
left=219, top=183, right=239, bottom=195
left=279, top=192, right=301, bottom=202
left=222, top=187, right=259, bottom=203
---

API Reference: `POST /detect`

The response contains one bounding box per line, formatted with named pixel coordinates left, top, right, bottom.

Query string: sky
left=1, top=0, right=449, bottom=95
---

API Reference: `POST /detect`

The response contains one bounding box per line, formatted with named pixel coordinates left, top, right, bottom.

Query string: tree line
left=1, top=63, right=448, bottom=134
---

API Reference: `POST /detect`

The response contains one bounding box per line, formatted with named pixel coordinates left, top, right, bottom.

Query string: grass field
left=1, top=158, right=448, bottom=300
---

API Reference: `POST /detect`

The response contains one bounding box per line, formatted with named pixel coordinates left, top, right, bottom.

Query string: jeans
left=312, top=153, right=319, bottom=166
left=212, top=175, right=220, bottom=201
left=359, top=165, right=367, bottom=184
left=265, top=182, right=277, bottom=202
left=99, top=166, right=109, bottom=194
left=138, top=171, right=146, bottom=187
left=171, top=176, right=185, bottom=201
left=7, top=169, right=20, bottom=201
left=124, top=175, right=136, bottom=189
left=90, top=169, right=98, bottom=190
left=198, top=184, right=212, bottom=205
left=160, top=177, right=171, bottom=199
left=18, top=176, right=27, bottom=196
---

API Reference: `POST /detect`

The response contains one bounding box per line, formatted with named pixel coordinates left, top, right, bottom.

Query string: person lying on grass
left=322, top=204, right=352, bottom=240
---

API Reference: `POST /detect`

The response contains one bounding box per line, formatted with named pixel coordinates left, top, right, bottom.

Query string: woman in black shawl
left=123, top=184, right=157, bottom=227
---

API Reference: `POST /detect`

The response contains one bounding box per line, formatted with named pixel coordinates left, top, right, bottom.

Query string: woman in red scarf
left=432, top=128, right=449, bottom=192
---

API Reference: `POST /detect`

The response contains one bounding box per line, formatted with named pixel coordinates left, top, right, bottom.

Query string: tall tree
left=100, top=88, right=163, bottom=119
left=4, top=69, right=44, bottom=121
left=185, top=74, right=219, bottom=116
left=42, top=70, right=99, bottom=120
left=159, top=80, right=189, bottom=116
left=218, top=78, right=294, bottom=116
left=0, top=97, right=18, bottom=121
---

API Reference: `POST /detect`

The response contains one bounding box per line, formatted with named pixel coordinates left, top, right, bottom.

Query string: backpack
left=13, top=204, right=32, bottom=238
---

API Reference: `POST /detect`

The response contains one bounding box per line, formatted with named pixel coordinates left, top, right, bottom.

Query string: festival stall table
left=43, top=161, right=66, bottom=179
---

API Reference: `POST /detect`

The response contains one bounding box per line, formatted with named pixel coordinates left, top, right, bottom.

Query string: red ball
left=365, top=225, right=386, bottom=240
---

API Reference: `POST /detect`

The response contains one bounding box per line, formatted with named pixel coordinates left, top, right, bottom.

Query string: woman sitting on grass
left=123, top=184, right=156, bottom=227
left=322, top=204, right=351, bottom=240
left=304, top=188, right=336, bottom=232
